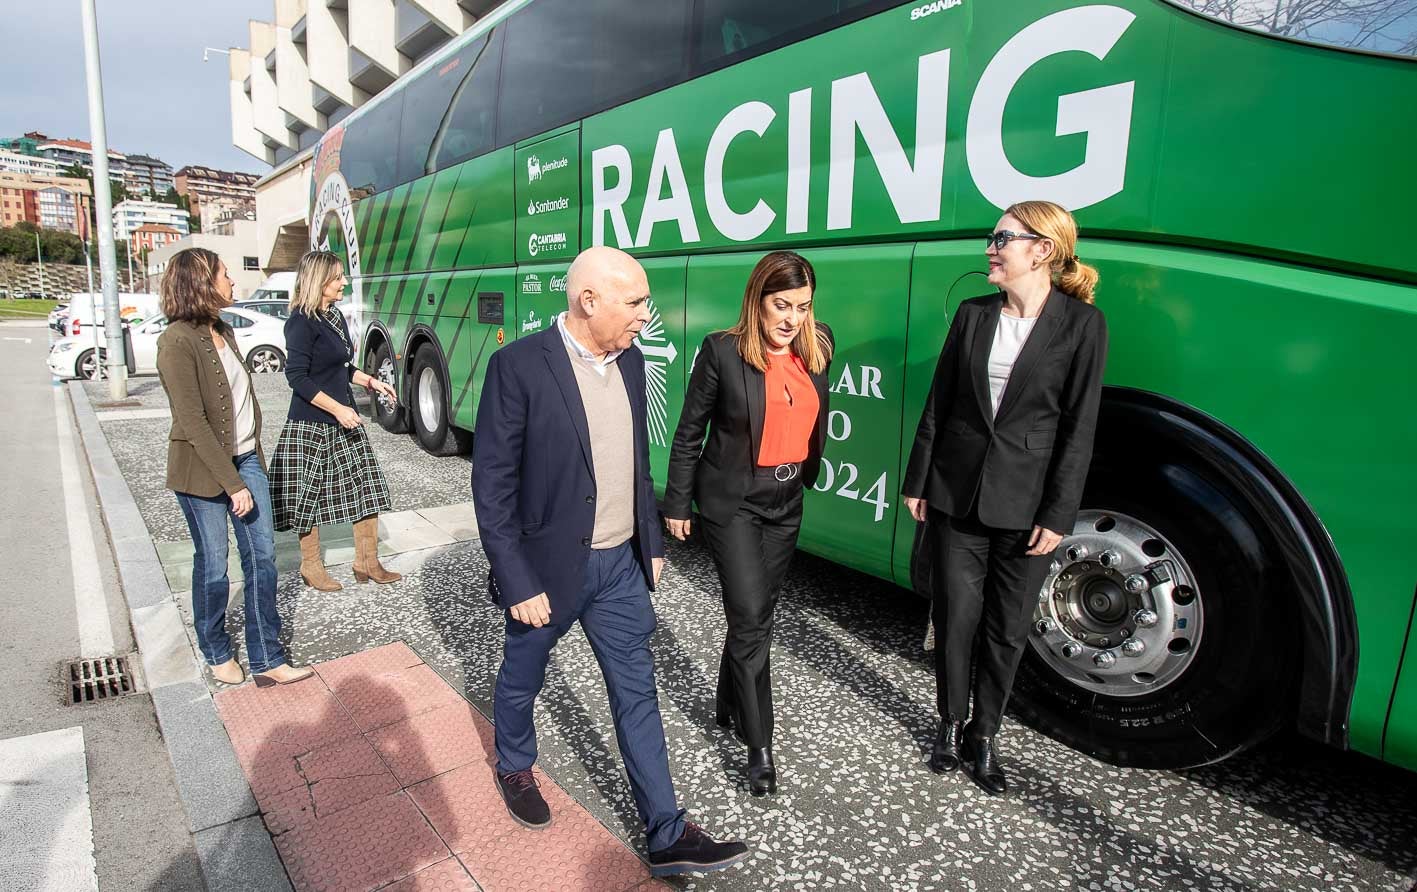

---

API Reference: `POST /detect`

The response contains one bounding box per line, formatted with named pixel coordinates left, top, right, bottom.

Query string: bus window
left=694, top=0, right=899, bottom=70
left=1164, top=0, right=1416, bottom=57
left=404, top=30, right=504, bottom=176
left=340, top=92, right=406, bottom=197
left=496, top=0, right=691, bottom=147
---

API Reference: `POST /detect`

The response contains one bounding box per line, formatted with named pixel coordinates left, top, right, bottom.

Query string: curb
left=68, top=382, right=292, bottom=892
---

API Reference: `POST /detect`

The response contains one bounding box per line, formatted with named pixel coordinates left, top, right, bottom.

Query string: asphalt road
left=78, top=359, right=1417, bottom=892
left=1, top=322, right=203, bottom=891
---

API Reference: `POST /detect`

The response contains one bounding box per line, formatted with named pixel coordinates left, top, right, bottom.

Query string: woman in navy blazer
left=269, top=251, right=402, bottom=594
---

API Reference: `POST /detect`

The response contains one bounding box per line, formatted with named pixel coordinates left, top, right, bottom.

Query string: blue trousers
left=174, top=451, right=286, bottom=674
left=494, top=542, right=686, bottom=852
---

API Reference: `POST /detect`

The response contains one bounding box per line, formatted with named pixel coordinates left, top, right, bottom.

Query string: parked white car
left=58, top=292, right=161, bottom=339
left=47, top=307, right=288, bottom=380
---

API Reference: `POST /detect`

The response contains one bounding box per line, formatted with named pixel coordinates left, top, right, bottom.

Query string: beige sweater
left=565, top=341, right=635, bottom=548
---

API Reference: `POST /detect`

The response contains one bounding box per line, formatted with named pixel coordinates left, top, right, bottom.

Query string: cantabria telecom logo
left=526, top=232, right=569, bottom=257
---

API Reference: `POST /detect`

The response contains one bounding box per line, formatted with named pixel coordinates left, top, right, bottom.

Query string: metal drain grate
left=64, top=656, right=136, bottom=704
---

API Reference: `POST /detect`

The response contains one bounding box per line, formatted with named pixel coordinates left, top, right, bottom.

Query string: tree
left=1173, top=0, right=1417, bottom=54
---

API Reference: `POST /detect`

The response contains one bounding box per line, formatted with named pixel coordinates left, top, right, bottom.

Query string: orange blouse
left=758, top=352, right=819, bottom=466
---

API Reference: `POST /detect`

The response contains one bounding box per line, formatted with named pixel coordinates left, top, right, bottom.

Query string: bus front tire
left=409, top=344, right=471, bottom=456
left=1009, top=423, right=1298, bottom=770
left=370, top=341, right=408, bottom=434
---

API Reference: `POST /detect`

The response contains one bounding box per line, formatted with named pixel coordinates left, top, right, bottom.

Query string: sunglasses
left=985, top=230, right=1044, bottom=251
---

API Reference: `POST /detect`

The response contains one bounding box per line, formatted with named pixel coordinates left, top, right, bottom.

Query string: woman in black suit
left=664, top=251, right=833, bottom=796
left=903, top=200, right=1107, bottom=795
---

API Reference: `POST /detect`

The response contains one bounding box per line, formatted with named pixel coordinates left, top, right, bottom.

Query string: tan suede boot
left=298, top=527, right=343, bottom=592
left=353, top=516, right=401, bottom=584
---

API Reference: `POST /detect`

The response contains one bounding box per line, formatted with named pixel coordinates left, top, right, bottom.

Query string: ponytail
left=1056, top=254, right=1099, bottom=305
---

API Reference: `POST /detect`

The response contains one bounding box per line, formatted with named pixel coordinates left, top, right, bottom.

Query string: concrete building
left=36, top=137, right=128, bottom=181
left=123, top=155, right=176, bottom=198
left=112, top=199, right=190, bottom=241
left=0, top=172, right=92, bottom=237
left=130, top=223, right=184, bottom=256
left=143, top=219, right=262, bottom=297
left=0, top=149, right=62, bottom=177
left=174, top=166, right=259, bottom=222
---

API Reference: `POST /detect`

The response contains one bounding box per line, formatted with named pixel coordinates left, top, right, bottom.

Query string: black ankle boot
left=963, top=733, right=1007, bottom=795
left=747, top=746, right=776, bottom=796
left=929, top=717, right=965, bottom=773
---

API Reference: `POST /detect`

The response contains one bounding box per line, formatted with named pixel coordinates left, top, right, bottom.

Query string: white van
left=247, top=271, right=295, bottom=304
left=62, top=292, right=161, bottom=338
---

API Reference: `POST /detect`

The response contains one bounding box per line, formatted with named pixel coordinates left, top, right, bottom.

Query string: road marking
left=0, top=726, right=99, bottom=891
left=3, top=336, right=33, bottom=343
left=95, top=408, right=171, bottom=422
left=53, top=386, right=115, bottom=658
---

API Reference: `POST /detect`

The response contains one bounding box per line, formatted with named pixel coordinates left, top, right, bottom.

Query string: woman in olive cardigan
left=156, top=247, right=313, bottom=687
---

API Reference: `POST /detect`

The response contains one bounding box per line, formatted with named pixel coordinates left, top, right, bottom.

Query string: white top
left=218, top=339, right=258, bottom=456
left=987, top=311, right=1040, bottom=417
left=557, top=312, right=623, bottom=377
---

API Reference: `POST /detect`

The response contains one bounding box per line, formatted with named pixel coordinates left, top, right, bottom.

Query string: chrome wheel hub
left=1029, top=509, right=1203, bottom=697
left=250, top=349, right=281, bottom=373
left=376, top=356, right=396, bottom=416
left=417, top=366, right=441, bottom=433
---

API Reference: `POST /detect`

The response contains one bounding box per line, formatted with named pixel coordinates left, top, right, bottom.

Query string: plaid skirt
left=269, top=420, right=392, bottom=532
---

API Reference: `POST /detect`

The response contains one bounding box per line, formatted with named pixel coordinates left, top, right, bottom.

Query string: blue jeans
left=494, top=542, right=686, bottom=852
left=174, top=451, right=286, bottom=674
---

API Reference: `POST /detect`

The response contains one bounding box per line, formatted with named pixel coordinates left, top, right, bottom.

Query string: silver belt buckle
left=774, top=463, right=798, bottom=482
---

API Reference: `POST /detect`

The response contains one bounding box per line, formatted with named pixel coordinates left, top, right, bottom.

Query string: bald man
left=471, top=247, right=749, bottom=876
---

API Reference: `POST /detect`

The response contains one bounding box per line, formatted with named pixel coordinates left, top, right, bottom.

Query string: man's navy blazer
left=470, top=324, right=665, bottom=614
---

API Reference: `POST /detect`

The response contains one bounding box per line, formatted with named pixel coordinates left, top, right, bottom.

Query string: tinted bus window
left=1165, top=0, right=1416, bottom=57
left=340, top=93, right=405, bottom=197
left=497, top=0, right=690, bottom=147
left=403, top=30, right=505, bottom=176
left=695, top=0, right=904, bottom=69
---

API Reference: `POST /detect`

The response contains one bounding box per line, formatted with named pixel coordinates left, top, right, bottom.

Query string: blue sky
left=0, top=2, right=271, bottom=175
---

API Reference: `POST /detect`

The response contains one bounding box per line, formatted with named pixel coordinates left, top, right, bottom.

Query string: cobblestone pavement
left=92, top=374, right=1417, bottom=892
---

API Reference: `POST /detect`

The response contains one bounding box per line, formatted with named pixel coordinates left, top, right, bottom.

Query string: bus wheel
left=369, top=341, right=407, bottom=434
left=1010, top=433, right=1297, bottom=769
left=410, top=344, right=471, bottom=456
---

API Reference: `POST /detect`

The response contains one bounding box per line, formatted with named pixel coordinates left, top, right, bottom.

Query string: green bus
left=308, top=0, right=1417, bottom=772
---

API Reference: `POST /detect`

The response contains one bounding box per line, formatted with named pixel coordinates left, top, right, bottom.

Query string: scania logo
left=526, top=154, right=569, bottom=184
left=910, top=0, right=962, bottom=20
left=527, top=232, right=569, bottom=258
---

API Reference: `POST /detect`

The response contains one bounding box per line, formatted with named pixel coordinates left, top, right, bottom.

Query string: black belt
left=754, top=462, right=801, bottom=481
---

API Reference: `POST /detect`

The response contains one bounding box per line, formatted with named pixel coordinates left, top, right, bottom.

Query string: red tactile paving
left=328, top=664, right=468, bottom=733
left=382, top=858, right=480, bottom=892
left=368, top=703, right=494, bottom=786
left=273, top=791, right=448, bottom=892
left=219, top=641, right=654, bottom=892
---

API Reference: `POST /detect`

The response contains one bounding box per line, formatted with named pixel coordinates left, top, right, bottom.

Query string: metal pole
left=80, top=0, right=126, bottom=398
left=35, top=231, right=45, bottom=297
left=82, top=239, right=103, bottom=380
left=126, top=234, right=134, bottom=290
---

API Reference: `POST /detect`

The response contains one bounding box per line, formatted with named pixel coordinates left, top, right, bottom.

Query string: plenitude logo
left=526, top=154, right=570, bottom=184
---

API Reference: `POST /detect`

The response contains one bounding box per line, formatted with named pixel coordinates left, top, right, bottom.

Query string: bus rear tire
left=410, top=344, right=471, bottom=456
left=370, top=340, right=408, bottom=434
left=1008, top=408, right=1298, bottom=769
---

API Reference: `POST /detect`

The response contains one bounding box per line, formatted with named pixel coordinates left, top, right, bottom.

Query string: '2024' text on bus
left=306, top=0, right=1417, bottom=771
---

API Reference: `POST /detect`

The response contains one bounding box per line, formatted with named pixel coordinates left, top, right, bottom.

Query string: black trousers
left=698, top=472, right=804, bottom=749
left=929, top=507, right=1054, bottom=737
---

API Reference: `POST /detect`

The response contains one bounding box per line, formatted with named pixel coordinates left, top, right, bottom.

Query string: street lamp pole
left=80, top=0, right=126, bottom=398
left=34, top=231, right=45, bottom=297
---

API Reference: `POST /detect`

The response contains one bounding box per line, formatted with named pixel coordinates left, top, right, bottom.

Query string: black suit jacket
left=283, top=309, right=358, bottom=424
left=903, top=289, right=1107, bottom=532
left=470, top=325, right=664, bottom=614
left=664, top=325, right=834, bottom=526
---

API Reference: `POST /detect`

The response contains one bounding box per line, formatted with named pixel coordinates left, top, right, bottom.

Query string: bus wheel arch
left=363, top=327, right=408, bottom=434
left=405, top=330, right=471, bottom=456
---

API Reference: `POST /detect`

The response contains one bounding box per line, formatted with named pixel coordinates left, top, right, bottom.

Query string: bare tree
left=1172, top=0, right=1417, bottom=55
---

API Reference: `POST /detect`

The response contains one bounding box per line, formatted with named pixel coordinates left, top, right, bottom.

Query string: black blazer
left=284, top=309, right=358, bottom=424
left=470, top=325, right=664, bottom=615
left=664, top=325, right=834, bottom=526
left=903, top=289, right=1107, bottom=532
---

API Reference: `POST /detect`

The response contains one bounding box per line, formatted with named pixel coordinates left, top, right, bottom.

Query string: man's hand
left=229, top=488, right=253, bottom=518
left=652, top=557, right=664, bottom=586
left=509, top=593, right=551, bottom=628
left=904, top=496, right=928, bottom=523
left=1026, top=525, right=1064, bottom=556
left=665, top=517, right=691, bottom=541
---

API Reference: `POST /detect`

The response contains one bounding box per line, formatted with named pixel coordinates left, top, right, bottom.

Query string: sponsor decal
left=522, top=310, right=543, bottom=333
left=309, top=168, right=364, bottom=356
left=633, top=299, right=678, bottom=448
left=526, top=231, right=569, bottom=258
left=910, top=0, right=962, bottom=20
left=522, top=274, right=543, bottom=294
left=526, top=196, right=571, bottom=216
left=526, top=154, right=569, bottom=184
left=496, top=328, right=505, bottom=345
left=549, top=274, right=568, bottom=292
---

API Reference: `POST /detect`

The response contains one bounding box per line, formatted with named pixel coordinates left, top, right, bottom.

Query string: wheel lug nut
left=1035, top=618, right=1055, bottom=635
left=1061, top=642, right=1083, bottom=659
left=1122, top=639, right=1146, bottom=657
left=1065, top=544, right=1089, bottom=562
left=1093, top=650, right=1116, bottom=668
left=1125, top=574, right=1149, bottom=594
left=1049, top=560, right=1062, bottom=574
left=1099, top=549, right=1121, bottom=568
left=1134, top=608, right=1159, bottom=627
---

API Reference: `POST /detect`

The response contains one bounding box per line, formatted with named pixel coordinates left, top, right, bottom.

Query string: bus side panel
left=443, top=148, right=517, bottom=271
left=684, top=246, right=911, bottom=581
left=638, top=257, right=688, bottom=492
left=892, top=242, right=992, bottom=587
left=1082, top=241, right=1417, bottom=759
left=515, top=263, right=569, bottom=342
left=1383, top=601, right=1417, bottom=770
left=447, top=267, right=515, bottom=432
